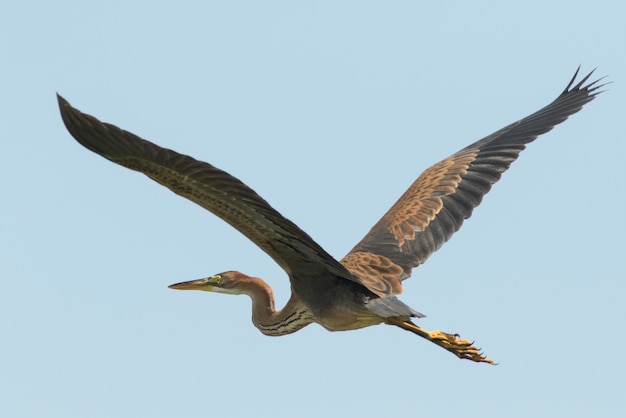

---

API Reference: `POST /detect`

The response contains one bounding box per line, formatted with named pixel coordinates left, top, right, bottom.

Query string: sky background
left=1, top=1, right=624, bottom=417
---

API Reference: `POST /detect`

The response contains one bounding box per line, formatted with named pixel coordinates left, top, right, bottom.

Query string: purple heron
left=58, top=68, right=604, bottom=364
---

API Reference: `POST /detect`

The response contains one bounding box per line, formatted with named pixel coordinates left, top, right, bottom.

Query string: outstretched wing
left=57, top=95, right=357, bottom=286
left=341, top=68, right=605, bottom=296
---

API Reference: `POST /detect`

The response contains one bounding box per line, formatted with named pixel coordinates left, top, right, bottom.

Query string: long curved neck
left=240, top=277, right=313, bottom=336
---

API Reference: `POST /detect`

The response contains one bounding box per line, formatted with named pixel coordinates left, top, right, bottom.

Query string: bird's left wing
left=341, top=68, right=604, bottom=297
left=57, top=95, right=356, bottom=285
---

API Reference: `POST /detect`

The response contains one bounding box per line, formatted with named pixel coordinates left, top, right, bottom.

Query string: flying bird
left=58, top=68, right=604, bottom=364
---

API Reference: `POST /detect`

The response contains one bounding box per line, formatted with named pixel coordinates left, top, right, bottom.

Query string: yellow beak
left=168, top=278, right=214, bottom=291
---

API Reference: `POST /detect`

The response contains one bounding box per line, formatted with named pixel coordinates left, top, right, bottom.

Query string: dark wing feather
left=341, top=68, right=605, bottom=296
left=57, top=95, right=357, bottom=287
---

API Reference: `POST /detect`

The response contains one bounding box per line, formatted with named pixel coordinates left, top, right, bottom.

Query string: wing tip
left=56, top=93, right=73, bottom=117
left=563, top=66, right=610, bottom=97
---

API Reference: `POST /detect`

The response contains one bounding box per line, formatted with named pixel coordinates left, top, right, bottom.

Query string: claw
left=395, top=320, right=496, bottom=364
left=430, top=331, right=494, bottom=364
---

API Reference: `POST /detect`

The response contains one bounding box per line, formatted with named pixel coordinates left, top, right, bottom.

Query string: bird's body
left=58, top=68, right=604, bottom=364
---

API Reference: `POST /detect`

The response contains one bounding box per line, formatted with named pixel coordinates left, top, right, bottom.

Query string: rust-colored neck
left=238, top=276, right=313, bottom=336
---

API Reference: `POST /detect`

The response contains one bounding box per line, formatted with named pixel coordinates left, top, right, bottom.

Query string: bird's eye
left=213, top=274, right=222, bottom=284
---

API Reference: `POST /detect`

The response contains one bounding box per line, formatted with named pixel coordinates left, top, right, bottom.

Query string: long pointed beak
left=168, top=278, right=213, bottom=291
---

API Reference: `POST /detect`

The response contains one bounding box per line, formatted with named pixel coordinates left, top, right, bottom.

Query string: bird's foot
left=428, top=330, right=494, bottom=364
left=394, top=320, right=495, bottom=364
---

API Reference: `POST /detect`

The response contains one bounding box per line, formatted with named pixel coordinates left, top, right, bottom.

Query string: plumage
left=58, top=68, right=604, bottom=363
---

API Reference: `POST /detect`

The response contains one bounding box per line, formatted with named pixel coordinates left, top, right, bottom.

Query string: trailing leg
left=390, top=319, right=494, bottom=364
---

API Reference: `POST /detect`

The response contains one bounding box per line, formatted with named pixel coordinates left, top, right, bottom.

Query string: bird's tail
left=366, top=296, right=425, bottom=318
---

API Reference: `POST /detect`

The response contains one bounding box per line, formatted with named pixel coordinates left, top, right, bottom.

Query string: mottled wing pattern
left=57, top=95, right=356, bottom=286
left=341, top=68, right=604, bottom=296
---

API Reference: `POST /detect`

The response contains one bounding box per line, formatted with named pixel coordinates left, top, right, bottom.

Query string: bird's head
left=168, top=271, right=250, bottom=295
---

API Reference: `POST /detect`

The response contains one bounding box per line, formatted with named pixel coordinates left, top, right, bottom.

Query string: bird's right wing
left=57, top=95, right=356, bottom=285
left=341, top=68, right=605, bottom=297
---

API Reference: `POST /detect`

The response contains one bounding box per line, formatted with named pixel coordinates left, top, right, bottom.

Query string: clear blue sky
left=2, top=1, right=624, bottom=417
